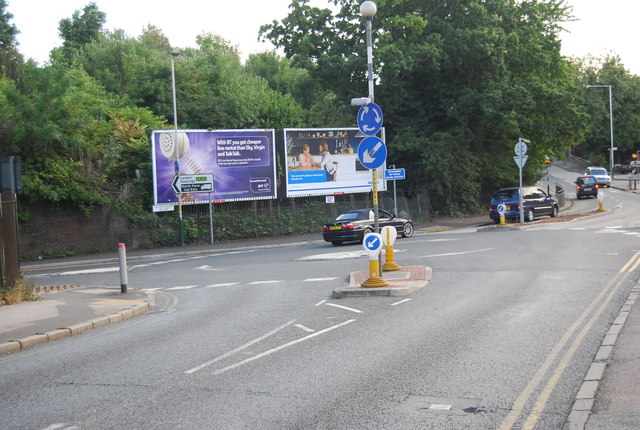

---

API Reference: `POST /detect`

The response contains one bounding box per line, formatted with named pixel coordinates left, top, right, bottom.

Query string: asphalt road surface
left=3, top=165, right=640, bottom=429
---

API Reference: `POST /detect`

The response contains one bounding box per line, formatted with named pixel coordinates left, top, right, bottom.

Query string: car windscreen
left=492, top=190, right=518, bottom=200
left=335, top=212, right=361, bottom=221
left=590, top=169, right=607, bottom=175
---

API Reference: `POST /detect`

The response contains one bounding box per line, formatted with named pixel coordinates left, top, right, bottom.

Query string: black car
left=489, top=187, right=559, bottom=223
left=322, top=208, right=414, bottom=246
left=575, top=175, right=598, bottom=199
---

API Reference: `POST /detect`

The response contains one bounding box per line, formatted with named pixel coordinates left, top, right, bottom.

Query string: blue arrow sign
left=364, top=234, right=381, bottom=251
left=357, top=103, right=383, bottom=136
left=357, top=136, right=387, bottom=170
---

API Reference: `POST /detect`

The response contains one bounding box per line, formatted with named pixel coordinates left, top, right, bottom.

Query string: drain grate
left=399, top=395, right=485, bottom=416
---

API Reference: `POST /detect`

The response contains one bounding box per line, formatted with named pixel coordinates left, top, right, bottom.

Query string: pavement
left=1, top=174, right=639, bottom=429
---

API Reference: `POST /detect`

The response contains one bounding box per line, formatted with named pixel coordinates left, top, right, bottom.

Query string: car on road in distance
left=322, top=208, right=414, bottom=246
left=489, top=187, right=559, bottom=223
left=620, top=161, right=634, bottom=174
left=584, top=166, right=611, bottom=187
left=575, top=175, right=599, bottom=199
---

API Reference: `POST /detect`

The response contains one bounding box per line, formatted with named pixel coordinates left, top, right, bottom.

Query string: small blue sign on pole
left=385, top=168, right=405, bottom=180
left=357, top=136, right=387, bottom=170
left=357, top=103, right=383, bottom=136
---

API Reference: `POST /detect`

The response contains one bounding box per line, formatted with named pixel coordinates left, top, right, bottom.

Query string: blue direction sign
left=385, top=168, right=405, bottom=180
left=363, top=233, right=383, bottom=253
left=357, top=103, right=383, bottom=136
left=357, top=136, right=387, bottom=170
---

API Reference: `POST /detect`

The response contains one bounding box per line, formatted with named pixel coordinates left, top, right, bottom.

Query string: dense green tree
left=576, top=56, right=640, bottom=165
left=56, top=2, right=106, bottom=64
left=262, top=0, right=587, bottom=212
left=0, top=0, right=22, bottom=79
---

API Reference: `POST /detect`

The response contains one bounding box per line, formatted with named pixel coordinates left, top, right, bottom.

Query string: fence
left=0, top=193, right=20, bottom=290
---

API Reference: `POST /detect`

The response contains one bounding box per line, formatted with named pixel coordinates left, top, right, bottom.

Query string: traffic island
left=332, top=265, right=432, bottom=299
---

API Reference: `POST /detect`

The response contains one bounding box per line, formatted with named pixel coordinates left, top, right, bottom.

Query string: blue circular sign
left=357, top=136, right=387, bottom=170
left=357, top=103, right=383, bottom=136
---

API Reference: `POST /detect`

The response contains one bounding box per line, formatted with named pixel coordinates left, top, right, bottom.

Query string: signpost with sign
left=171, top=173, right=215, bottom=243
left=514, top=138, right=530, bottom=224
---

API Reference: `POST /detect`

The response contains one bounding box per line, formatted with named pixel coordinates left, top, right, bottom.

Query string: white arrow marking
left=359, top=106, right=369, bottom=121
left=373, top=107, right=381, bottom=123
left=363, top=141, right=383, bottom=163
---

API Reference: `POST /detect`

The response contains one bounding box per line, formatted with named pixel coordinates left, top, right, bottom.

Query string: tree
left=0, top=0, right=22, bottom=79
left=57, top=2, right=106, bottom=64
left=577, top=56, right=640, bottom=164
left=262, top=0, right=587, bottom=212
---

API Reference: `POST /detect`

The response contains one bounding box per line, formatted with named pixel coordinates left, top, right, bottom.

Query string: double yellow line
left=499, top=251, right=640, bottom=430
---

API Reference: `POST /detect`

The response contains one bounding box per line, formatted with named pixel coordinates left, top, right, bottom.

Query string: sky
left=6, top=0, right=640, bottom=75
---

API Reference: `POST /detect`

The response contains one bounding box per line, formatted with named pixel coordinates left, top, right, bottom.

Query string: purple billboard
left=152, top=129, right=277, bottom=205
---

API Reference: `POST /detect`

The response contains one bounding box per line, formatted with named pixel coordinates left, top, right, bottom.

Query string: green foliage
left=57, top=2, right=106, bottom=63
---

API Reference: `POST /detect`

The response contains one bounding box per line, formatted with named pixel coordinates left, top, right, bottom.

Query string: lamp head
left=360, top=1, right=377, bottom=19
left=171, top=49, right=181, bottom=57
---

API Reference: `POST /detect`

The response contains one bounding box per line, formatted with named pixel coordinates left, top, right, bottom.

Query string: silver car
left=584, top=166, right=611, bottom=188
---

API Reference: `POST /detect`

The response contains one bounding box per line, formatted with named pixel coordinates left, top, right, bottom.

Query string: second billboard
left=284, top=128, right=387, bottom=198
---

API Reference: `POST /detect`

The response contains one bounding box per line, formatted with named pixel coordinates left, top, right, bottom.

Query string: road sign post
left=361, top=233, right=388, bottom=287
left=514, top=138, right=530, bottom=224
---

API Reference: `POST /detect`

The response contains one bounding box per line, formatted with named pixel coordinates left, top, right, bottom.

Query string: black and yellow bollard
left=361, top=232, right=389, bottom=288
left=381, top=226, right=401, bottom=272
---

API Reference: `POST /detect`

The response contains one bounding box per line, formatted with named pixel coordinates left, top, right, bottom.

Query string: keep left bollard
left=361, top=233, right=389, bottom=288
left=118, top=243, right=128, bottom=294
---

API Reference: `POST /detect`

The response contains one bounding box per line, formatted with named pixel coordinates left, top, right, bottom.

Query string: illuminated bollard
left=598, top=190, right=606, bottom=212
left=497, top=203, right=507, bottom=226
left=381, top=226, right=401, bottom=272
left=361, top=233, right=389, bottom=288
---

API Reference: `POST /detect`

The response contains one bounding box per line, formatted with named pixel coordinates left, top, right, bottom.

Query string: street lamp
left=358, top=1, right=380, bottom=238
left=170, top=48, right=185, bottom=247
left=586, top=84, right=614, bottom=179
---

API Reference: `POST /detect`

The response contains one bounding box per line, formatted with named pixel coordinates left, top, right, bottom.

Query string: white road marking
left=569, top=228, right=587, bottom=231
left=315, top=300, right=327, bottom=307
left=324, top=303, right=363, bottom=313
left=59, top=267, right=119, bottom=275
left=427, top=239, right=461, bottom=242
left=296, top=249, right=407, bottom=261
left=166, top=285, right=199, bottom=291
left=196, top=265, right=223, bottom=271
left=391, top=298, right=412, bottom=306
left=304, top=277, right=339, bottom=282
left=203, top=283, right=239, bottom=288
left=421, top=248, right=493, bottom=258
left=185, top=320, right=296, bottom=374
left=294, top=324, right=315, bottom=332
left=211, top=319, right=356, bottom=375
left=248, top=280, right=282, bottom=285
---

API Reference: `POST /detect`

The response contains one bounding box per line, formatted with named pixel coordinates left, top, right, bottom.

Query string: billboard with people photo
left=284, top=128, right=387, bottom=198
left=151, top=129, right=277, bottom=206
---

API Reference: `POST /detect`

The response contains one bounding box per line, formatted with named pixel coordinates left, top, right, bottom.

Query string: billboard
left=284, top=128, right=387, bottom=198
left=152, top=129, right=277, bottom=205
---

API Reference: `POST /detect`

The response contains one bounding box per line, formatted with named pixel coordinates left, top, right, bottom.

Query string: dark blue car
left=489, top=187, right=559, bottom=223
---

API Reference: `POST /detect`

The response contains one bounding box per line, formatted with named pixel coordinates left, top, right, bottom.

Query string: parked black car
left=575, top=175, right=598, bottom=199
left=489, top=187, right=559, bottom=223
left=322, top=209, right=414, bottom=246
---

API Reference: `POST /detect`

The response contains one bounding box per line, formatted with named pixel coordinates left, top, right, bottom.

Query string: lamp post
left=171, top=49, right=185, bottom=247
left=359, top=1, right=380, bottom=236
left=586, top=84, right=614, bottom=179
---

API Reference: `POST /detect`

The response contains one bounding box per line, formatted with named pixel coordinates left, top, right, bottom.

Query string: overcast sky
left=7, top=0, right=640, bottom=75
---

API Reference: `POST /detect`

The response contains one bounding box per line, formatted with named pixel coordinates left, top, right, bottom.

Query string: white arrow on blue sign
left=357, top=136, right=387, bottom=170
left=363, top=233, right=383, bottom=252
left=357, top=103, right=383, bottom=136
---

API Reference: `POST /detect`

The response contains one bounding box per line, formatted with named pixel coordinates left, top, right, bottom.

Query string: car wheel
left=331, top=241, right=343, bottom=246
left=401, top=221, right=414, bottom=238
left=551, top=205, right=558, bottom=218
left=526, top=209, right=535, bottom=222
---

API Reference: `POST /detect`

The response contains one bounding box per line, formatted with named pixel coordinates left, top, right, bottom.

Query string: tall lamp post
left=360, top=1, right=379, bottom=235
left=171, top=49, right=185, bottom=247
left=586, top=84, right=614, bottom=179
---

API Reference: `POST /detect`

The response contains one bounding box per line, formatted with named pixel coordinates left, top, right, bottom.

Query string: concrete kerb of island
left=0, top=302, right=150, bottom=355
left=332, top=265, right=433, bottom=299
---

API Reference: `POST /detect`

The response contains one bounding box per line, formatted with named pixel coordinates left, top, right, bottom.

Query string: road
left=2, top=165, right=640, bottom=429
